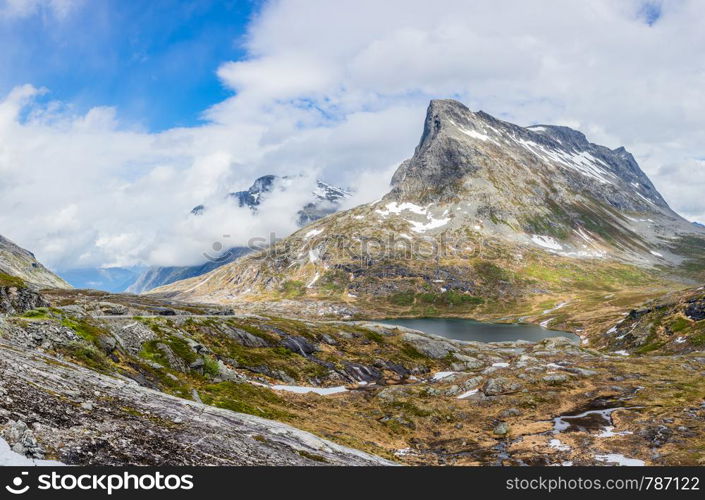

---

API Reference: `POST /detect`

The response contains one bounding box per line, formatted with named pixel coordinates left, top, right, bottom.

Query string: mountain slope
left=151, top=100, right=705, bottom=325
left=127, top=177, right=350, bottom=294
left=0, top=234, right=70, bottom=289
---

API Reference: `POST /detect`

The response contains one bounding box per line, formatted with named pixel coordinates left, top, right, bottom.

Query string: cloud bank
left=0, top=0, right=704, bottom=271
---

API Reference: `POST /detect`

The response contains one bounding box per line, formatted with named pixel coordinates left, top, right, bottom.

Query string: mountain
left=128, top=176, right=351, bottom=294
left=0, top=234, right=69, bottom=289
left=194, top=175, right=351, bottom=225
left=58, top=267, right=145, bottom=293
left=151, top=100, right=705, bottom=325
left=126, top=247, right=251, bottom=294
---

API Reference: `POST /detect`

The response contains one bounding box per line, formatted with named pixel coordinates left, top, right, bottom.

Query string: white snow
left=456, top=389, right=479, bottom=399
left=307, top=272, right=320, bottom=288
left=376, top=202, right=427, bottom=217
left=308, top=248, right=320, bottom=263
left=594, top=453, right=645, bottom=466
left=458, top=127, right=491, bottom=142
left=650, top=250, right=664, bottom=258
left=574, top=227, right=595, bottom=243
left=531, top=235, right=563, bottom=251
left=549, top=439, right=571, bottom=451
left=409, top=216, right=450, bottom=233
left=432, top=371, right=457, bottom=381
left=675, top=337, right=686, bottom=344
left=304, top=228, right=323, bottom=240
left=543, top=301, right=569, bottom=315
left=0, top=438, right=64, bottom=466
left=613, top=350, right=630, bottom=356
left=516, top=139, right=615, bottom=184
left=492, top=362, right=510, bottom=368
left=271, top=385, right=348, bottom=395
left=596, top=427, right=633, bottom=438
left=540, top=319, right=554, bottom=328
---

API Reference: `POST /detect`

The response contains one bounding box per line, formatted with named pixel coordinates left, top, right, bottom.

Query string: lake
left=379, top=318, right=577, bottom=343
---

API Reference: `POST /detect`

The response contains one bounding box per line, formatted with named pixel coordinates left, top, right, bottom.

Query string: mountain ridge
left=150, top=99, right=705, bottom=331
left=0, top=234, right=70, bottom=289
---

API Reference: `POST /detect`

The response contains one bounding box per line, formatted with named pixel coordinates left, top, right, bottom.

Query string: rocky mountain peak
left=390, top=99, right=671, bottom=214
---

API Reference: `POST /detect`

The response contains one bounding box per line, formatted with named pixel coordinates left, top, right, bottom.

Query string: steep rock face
left=0, top=285, right=49, bottom=315
left=150, top=99, right=705, bottom=313
left=0, top=235, right=69, bottom=289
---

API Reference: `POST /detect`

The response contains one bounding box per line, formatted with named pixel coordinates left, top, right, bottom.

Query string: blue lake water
left=379, top=318, right=577, bottom=343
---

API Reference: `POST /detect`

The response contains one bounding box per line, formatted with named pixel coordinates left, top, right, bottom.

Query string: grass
left=0, top=272, right=26, bottom=288
left=280, top=280, right=306, bottom=298
left=200, top=381, right=291, bottom=420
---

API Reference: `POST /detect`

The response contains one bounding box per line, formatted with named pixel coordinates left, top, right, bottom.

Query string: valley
left=1, top=99, right=704, bottom=467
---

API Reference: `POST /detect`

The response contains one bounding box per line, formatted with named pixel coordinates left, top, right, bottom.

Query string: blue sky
left=0, top=0, right=704, bottom=272
left=0, top=0, right=259, bottom=130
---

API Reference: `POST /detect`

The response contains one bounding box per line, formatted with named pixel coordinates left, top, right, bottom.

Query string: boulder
left=402, top=332, right=459, bottom=359
left=482, top=377, right=523, bottom=396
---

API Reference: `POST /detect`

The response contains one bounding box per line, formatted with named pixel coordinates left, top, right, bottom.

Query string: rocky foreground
left=0, top=287, right=703, bottom=466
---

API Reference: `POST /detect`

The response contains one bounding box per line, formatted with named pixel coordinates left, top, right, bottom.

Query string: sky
left=0, top=0, right=704, bottom=271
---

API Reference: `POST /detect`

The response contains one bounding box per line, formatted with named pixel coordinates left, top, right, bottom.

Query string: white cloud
left=0, top=0, right=82, bottom=19
left=1, top=0, right=705, bottom=273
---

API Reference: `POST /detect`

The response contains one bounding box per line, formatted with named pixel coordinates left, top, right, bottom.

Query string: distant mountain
left=194, top=175, right=351, bottom=225
left=59, top=267, right=145, bottom=293
left=0, top=234, right=70, bottom=289
left=152, top=99, right=705, bottom=321
left=126, top=248, right=251, bottom=294
left=128, top=176, right=351, bottom=294
left=694, top=221, right=705, bottom=228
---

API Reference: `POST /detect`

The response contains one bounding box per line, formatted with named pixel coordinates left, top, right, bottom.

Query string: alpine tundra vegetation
left=1, top=100, right=705, bottom=467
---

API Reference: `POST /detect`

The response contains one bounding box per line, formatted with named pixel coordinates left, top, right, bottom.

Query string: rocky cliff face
left=150, top=100, right=705, bottom=328
left=0, top=235, right=70, bottom=289
left=0, top=285, right=49, bottom=315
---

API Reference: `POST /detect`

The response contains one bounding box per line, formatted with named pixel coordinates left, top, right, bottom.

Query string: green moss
left=56, top=342, right=111, bottom=373
left=364, top=329, right=385, bottom=344
left=61, top=317, right=112, bottom=346
left=671, top=317, right=690, bottom=333
left=139, top=336, right=198, bottom=367
left=203, top=356, right=220, bottom=377
left=200, top=381, right=290, bottom=420
left=389, top=291, right=415, bottom=306
left=635, top=342, right=665, bottom=355
left=280, top=280, right=306, bottom=298
left=399, top=343, right=427, bottom=360
left=0, top=272, right=26, bottom=288
left=21, top=307, right=52, bottom=319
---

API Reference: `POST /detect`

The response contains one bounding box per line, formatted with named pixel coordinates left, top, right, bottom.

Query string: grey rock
left=542, top=374, right=570, bottom=385
left=402, top=332, right=459, bottom=359
left=482, top=377, right=523, bottom=396
left=493, top=422, right=510, bottom=436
